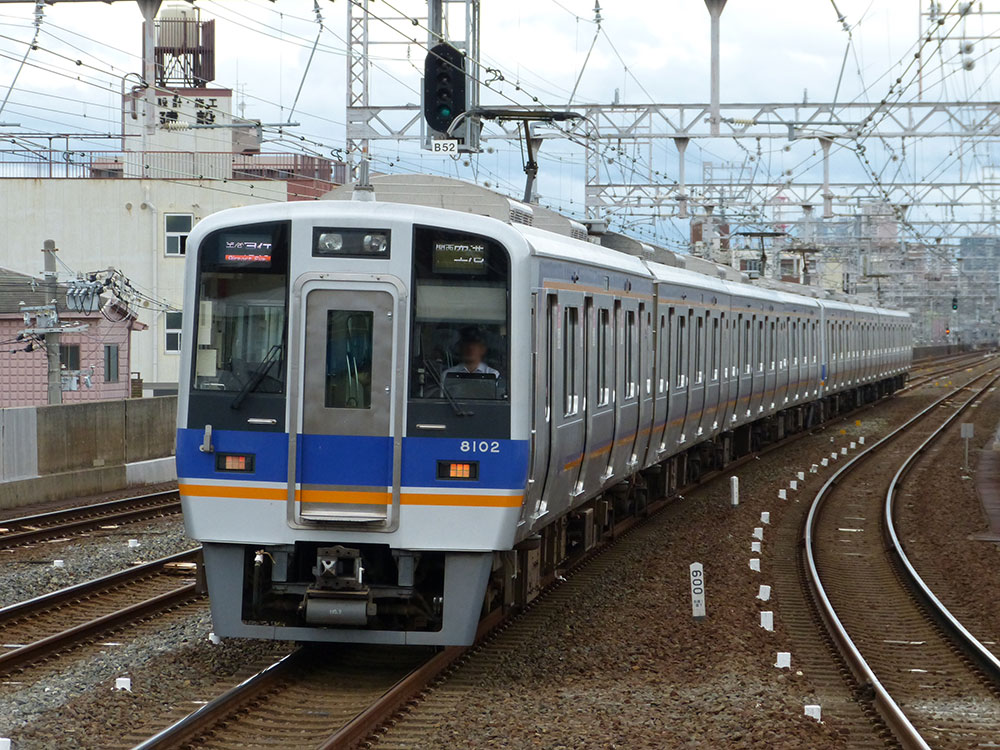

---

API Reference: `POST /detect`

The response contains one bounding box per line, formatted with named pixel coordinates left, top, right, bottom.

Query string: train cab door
left=291, top=280, right=403, bottom=527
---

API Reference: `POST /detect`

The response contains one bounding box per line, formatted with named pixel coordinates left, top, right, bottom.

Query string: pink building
left=0, top=267, right=145, bottom=407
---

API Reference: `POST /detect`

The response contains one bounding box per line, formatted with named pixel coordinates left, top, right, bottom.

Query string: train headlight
left=363, top=233, right=388, bottom=254
left=317, top=232, right=344, bottom=252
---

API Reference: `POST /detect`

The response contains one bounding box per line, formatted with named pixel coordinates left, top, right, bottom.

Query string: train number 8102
left=460, top=440, right=501, bottom=454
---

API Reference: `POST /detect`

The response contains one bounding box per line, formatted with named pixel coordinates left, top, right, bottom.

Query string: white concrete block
left=128, top=539, right=140, bottom=549
left=760, top=511, right=770, bottom=524
left=790, top=480, right=798, bottom=491
left=749, top=558, right=761, bottom=572
left=778, top=489, right=787, bottom=500
left=859, top=436, right=865, bottom=445
left=730, top=475, right=739, bottom=507
left=810, top=464, right=818, bottom=473
left=821, top=458, right=828, bottom=467
left=841, top=447, right=848, bottom=455
left=209, top=632, right=222, bottom=645
left=125, top=456, right=177, bottom=487
left=805, top=705, right=822, bottom=721
left=850, top=441, right=856, bottom=449
left=797, top=471, right=805, bottom=481
left=114, top=677, right=132, bottom=691
left=751, top=541, right=762, bottom=553
left=831, top=452, right=838, bottom=460
left=52, top=560, right=64, bottom=569
left=757, top=584, right=771, bottom=601
left=752, top=527, right=764, bottom=541
left=775, top=652, right=791, bottom=668
left=0, top=738, right=11, bottom=750
left=760, top=610, right=774, bottom=631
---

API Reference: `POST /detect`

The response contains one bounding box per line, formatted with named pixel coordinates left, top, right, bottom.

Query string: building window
left=104, top=344, right=119, bottom=382
left=59, top=343, right=80, bottom=371
left=165, top=311, right=182, bottom=352
left=165, top=214, right=193, bottom=256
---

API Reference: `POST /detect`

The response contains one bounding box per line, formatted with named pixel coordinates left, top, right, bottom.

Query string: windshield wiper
left=422, top=357, right=472, bottom=417
left=231, top=344, right=283, bottom=410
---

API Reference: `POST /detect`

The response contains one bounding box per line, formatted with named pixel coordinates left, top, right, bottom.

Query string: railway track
left=804, top=365, right=1000, bottom=748
left=124, top=356, right=987, bottom=750
left=129, top=391, right=899, bottom=750
left=0, top=490, right=181, bottom=550
left=900, top=350, right=996, bottom=393
left=0, top=549, right=202, bottom=675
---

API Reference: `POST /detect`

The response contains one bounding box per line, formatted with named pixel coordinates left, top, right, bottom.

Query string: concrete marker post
left=730, top=475, right=739, bottom=507
left=689, top=562, right=706, bottom=621
left=760, top=611, right=774, bottom=631
left=757, top=584, right=771, bottom=601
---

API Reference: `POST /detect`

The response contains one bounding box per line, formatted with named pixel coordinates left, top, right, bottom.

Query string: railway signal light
left=945, top=327, right=951, bottom=335
left=424, top=43, right=467, bottom=134
left=952, top=296, right=958, bottom=311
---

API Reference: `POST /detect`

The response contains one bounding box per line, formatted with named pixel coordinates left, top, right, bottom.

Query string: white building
left=0, top=6, right=343, bottom=393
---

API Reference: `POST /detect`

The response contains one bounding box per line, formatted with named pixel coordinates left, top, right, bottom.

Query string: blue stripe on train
left=175, top=429, right=529, bottom=491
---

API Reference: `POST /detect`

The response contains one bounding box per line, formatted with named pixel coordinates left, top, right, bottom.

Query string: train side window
left=744, top=317, right=751, bottom=375
left=597, top=307, right=610, bottom=406
left=666, top=309, right=675, bottom=391
left=324, top=310, right=373, bottom=409
left=769, top=320, right=776, bottom=371
left=711, top=316, right=719, bottom=381
left=656, top=315, right=670, bottom=393
left=694, top=314, right=703, bottom=384
left=625, top=309, right=637, bottom=399
left=676, top=313, right=686, bottom=388
left=756, top=318, right=764, bottom=373
left=564, top=306, right=579, bottom=415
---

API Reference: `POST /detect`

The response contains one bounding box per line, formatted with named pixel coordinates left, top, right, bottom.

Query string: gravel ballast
left=0, top=518, right=195, bottom=609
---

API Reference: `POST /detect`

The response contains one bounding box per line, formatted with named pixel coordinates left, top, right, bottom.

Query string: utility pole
left=704, top=0, right=727, bottom=135
left=42, top=239, right=61, bottom=405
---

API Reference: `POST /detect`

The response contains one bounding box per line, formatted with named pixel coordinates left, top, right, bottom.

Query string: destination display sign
left=220, top=235, right=273, bottom=267
left=432, top=241, right=488, bottom=275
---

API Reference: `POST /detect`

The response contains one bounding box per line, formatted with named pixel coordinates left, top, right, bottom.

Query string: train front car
left=176, top=202, right=529, bottom=645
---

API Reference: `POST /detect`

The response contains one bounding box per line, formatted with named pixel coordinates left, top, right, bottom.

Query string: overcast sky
left=0, top=0, right=995, bottom=244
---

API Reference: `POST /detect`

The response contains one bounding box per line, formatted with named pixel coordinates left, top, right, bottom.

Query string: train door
left=524, top=292, right=551, bottom=527
left=580, top=298, right=614, bottom=496
left=542, top=295, right=586, bottom=517
left=609, top=300, right=641, bottom=480
left=668, top=307, right=690, bottom=448
left=682, top=310, right=707, bottom=441
left=292, top=281, right=402, bottom=526
left=703, top=313, right=721, bottom=434
left=649, top=304, right=672, bottom=462
left=750, top=315, right=766, bottom=417
left=633, top=302, right=655, bottom=468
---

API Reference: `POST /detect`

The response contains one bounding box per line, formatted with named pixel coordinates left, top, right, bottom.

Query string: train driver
left=443, top=326, right=500, bottom=378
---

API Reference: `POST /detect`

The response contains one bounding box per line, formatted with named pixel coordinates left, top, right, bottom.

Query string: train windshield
left=192, top=222, right=289, bottom=395
left=410, top=226, right=509, bottom=402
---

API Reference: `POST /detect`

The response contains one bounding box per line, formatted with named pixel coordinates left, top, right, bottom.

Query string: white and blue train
left=176, top=193, right=912, bottom=646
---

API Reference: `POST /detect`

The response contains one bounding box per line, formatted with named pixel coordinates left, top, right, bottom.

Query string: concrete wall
left=0, top=396, right=176, bottom=510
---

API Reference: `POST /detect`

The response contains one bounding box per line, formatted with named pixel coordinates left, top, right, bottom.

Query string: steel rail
left=0, top=548, right=200, bottom=623
left=0, top=489, right=180, bottom=549
left=130, top=650, right=307, bottom=750
left=803, top=365, right=1000, bottom=750
left=0, top=584, right=199, bottom=674
left=884, top=379, right=1000, bottom=682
